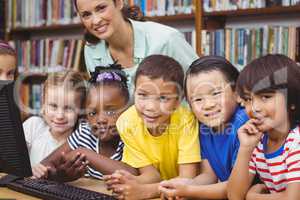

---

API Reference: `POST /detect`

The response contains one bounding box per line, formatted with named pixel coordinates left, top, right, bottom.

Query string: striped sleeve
left=68, top=127, right=81, bottom=150
left=67, top=122, right=97, bottom=150
left=286, top=130, right=300, bottom=183
left=111, top=141, right=124, bottom=161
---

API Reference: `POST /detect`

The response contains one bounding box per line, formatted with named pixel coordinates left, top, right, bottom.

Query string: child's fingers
left=32, top=168, right=43, bottom=178
left=117, top=170, right=135, bottom=181
left=111, top=184, right=125, bottom=194
left=32, top=166, right=47, bottom=178
left=77, top=161, right=89, bottom=176
left=159, top=186, right=176, bottom=199
left=71, top=154, right=87, bottom=169
left=112, top=192, right=125, bottom=200
left=105, top=178, right=124, bottom=187
left=63, top=152, right=81, bottom=168
left=245, top=123, right=260, bottom=135
left=103, top=175, right=111, bottom=181
left=160, top=180, right=171, bottom=188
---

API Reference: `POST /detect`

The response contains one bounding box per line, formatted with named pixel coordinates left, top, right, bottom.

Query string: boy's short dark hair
left=134, top=55, right=184, bottom=94
left=184, top=55, right=239, bottom=97
left=236, top=54, right=300, bottom=128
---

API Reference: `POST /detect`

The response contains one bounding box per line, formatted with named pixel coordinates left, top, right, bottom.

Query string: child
left=0, top=40, right=17, bottom=80
left=105, top=55, right=201, bottom=200
left=159, top=56, right=249, bottom=199
left=23, top=70, right=86, bottom=169
left=33, top=64, right=137, bottom=181
left=228, top=54, right=300, bottom=200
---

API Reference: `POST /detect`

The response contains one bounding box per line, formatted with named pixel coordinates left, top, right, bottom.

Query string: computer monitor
left=0, top=80, right=32, bottom=177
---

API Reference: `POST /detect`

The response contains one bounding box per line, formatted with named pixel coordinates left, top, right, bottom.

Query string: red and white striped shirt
left=249, top=125, right=300, bottom=193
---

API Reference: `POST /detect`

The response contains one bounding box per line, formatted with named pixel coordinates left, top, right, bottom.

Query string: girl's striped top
left=249, top=125, right=300, bottom=192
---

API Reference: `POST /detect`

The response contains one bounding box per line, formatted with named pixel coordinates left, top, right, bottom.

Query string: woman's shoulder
left=132, top=19, right=181, bottom=37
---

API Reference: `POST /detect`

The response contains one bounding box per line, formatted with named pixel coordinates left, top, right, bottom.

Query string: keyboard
left=7, top=178, right=116, bottom=200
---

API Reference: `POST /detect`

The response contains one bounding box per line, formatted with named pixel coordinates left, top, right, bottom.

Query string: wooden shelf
left=145, top=13, right=195, bottom=22
left=204, top=5, right=300, bottom=18
left=8, top=14, right=194, bottom=36
left=9, top=23, right=84, bottom=34
left=19, top=73, right=48, bottom=84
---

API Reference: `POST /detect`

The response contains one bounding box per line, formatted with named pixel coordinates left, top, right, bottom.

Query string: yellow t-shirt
left=116, top=105, right=201, bottom=180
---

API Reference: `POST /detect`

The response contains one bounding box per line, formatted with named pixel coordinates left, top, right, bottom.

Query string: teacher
left=74, top=0, right=198, bottom=94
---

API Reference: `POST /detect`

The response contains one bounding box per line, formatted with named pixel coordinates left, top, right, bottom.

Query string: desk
left=0, top=173, right=111, bottom=200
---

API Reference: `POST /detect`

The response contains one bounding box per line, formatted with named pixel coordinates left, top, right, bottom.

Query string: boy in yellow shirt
left=105, top=55, right=201, bottom=199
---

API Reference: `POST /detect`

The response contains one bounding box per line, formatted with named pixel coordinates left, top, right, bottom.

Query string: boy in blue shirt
left=159, top=56, right=248, bottom=199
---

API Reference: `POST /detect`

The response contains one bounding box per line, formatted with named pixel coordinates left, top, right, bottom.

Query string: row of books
left=201, top=26, right=300, bottom=69
left=19, top=83, right=42, bottom=115
left=6, top=0, right=194, bottom=30
left=181, top=29, right=196, bottom=50
left=126, top=0, right=193, bottom=16
left=6, top=0, right=79, bottom=30
left=203, top=0, right=300, bottom=12
left=13, top=39, right=83, bottom=73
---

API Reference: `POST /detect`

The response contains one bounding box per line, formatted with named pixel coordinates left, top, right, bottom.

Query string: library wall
left=200, top=0, right=300, bottom=70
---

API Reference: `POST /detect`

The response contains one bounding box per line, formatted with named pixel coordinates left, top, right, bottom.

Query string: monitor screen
left=0, top=81, right=32, bottom=177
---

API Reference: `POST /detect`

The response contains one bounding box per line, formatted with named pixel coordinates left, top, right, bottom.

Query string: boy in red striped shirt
left=228, top=54, right=300, bottom=200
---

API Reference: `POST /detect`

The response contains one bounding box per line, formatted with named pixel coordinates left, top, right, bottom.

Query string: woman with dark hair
left=74, top=0, right=198, bottom=94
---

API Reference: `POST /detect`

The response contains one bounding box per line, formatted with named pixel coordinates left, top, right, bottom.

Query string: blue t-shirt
left=199, top=106, right=248, bottom=182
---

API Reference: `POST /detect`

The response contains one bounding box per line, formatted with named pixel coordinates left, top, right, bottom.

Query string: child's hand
left=246, top=184, right=268, bottom=200
left=50, top=151, right=88, bottom=182
left=32, top=163, right=51, bottom=179
left=106, top=170, right=142, bottom=200
left=159, top=178, right=192, bottom=200
left=238, top=119, right=263, bottom=150
left=104, top=172, right=124, bottom=191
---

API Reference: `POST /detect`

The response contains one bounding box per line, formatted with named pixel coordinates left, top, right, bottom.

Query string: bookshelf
left=198, top=1, right=300, bottom=69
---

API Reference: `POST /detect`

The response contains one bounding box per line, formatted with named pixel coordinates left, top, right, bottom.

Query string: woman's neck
left=107, top=19, right=133, bottom=52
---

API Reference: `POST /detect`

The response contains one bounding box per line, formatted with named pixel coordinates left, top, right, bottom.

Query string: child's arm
left=227, top=119, right=263, bottom=200
left=193, top=160, right=218, bottom=184
left=179, top=163, right=198, bottom=178
left=70, top=147, right=138, bottom=176
left=40, top=142, right=72, bottom=166
left=159, top=179, right=228, bottom=199
left=159, top=160, right=229, bottom=199
left=246, top=183, right=300, bottom=200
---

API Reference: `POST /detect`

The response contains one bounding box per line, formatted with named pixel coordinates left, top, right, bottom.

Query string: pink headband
left=0, top=41, right=15, bottom=52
